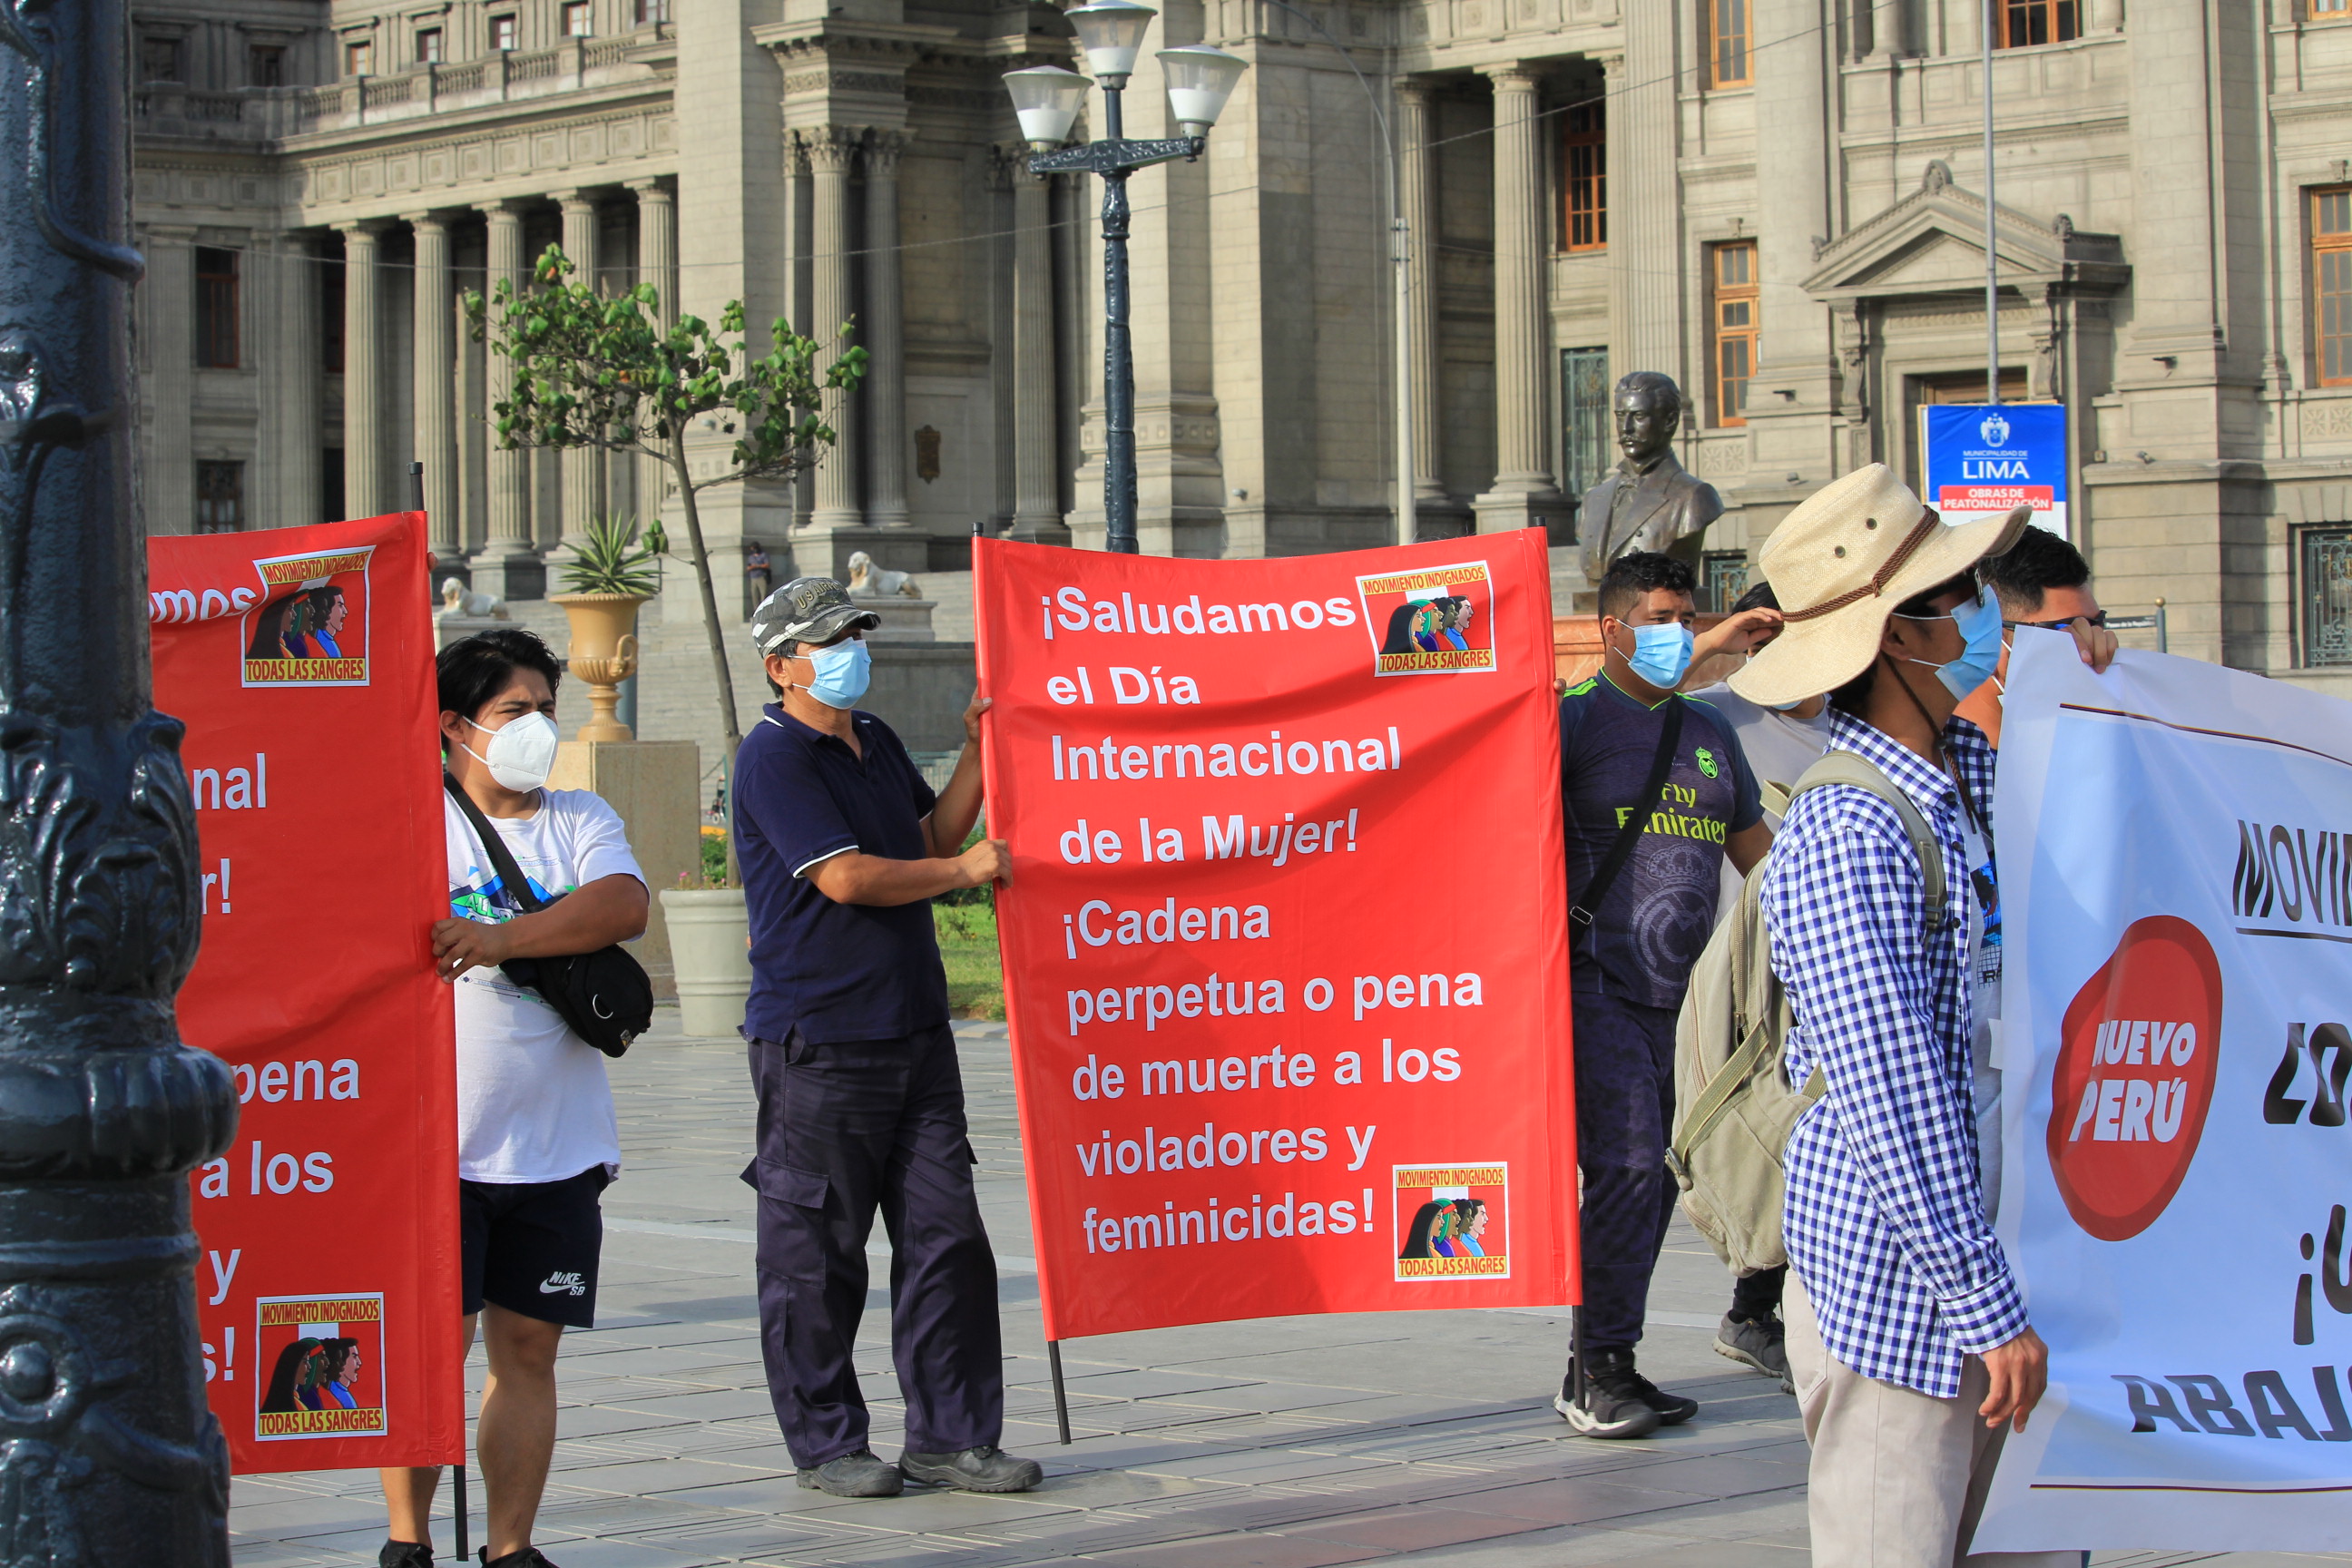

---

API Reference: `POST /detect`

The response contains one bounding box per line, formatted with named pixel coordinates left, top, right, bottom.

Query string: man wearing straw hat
left=1731, top=465, right=2112, bottom=1566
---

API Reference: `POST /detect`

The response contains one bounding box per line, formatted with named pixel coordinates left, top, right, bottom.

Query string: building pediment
left=1805, top=160, right=2128, bottom=305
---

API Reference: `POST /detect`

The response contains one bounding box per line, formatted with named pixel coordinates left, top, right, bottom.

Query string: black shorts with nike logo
left=460, top=1166, right=607, bottom=1328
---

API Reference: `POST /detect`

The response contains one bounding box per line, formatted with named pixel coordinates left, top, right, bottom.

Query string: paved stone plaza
left=228, top=1017, right=2345, bottom=1568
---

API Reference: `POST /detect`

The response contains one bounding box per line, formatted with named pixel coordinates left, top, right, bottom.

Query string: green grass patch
left=935, top=899, right=1004, bottom=1021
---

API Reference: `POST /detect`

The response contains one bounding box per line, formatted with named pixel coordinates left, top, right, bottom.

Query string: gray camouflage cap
left=750, top=576, right=880, bottom=655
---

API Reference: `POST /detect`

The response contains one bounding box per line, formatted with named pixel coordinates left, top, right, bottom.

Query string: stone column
left=1396, top=80, right=1445, bottom=504
left=1054, top=172, right=1087, bottom=529
left=337, top=220, right=385, bottom=521
left=144, top=226, right=198, bottom=532
left=475, top=200, right=541, bottom=599
left=630, top=178, right=677, bottom=544
left=256, top=230, right=321, bottom=529
left=407, top=211, right=460, bottom=556
left=861, top=132, right=912, bottom=532
left=784, top=137, right=815, bottom=533
left=1472, top=64, right=1563, bottom=534
left=1615, top=23, right=1681, bottom=378
left=1010, top=157, right=1064, bottom=541
left=553, top=189, right=603, bottom=552
left=989, top=149, right=1018, bottom=533
left=1868, top=0, right=1910, bottom=55
left=1747, top=0, right=1835, bottom=478
left=806, top=127, right=861, bottom=530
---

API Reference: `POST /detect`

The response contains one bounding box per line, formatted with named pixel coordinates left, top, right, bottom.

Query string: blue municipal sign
left=1920, top=402, right=2069, bottom=536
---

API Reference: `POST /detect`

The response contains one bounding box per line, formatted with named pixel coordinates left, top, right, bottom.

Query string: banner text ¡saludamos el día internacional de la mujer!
left=975, top=533, right=1578, bottom=1340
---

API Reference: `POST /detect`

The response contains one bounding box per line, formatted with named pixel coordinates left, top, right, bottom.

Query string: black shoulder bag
left=445, top=774, right=653, bottom=1058
left=1569, top=696, right=1685, bottom=929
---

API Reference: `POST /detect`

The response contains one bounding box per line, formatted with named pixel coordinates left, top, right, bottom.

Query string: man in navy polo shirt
left=733, top=576, right=1038, bottom=1500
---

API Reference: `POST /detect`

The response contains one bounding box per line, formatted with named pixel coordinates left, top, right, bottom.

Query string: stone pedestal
left=1473, top=493, right=1572, bottom=537
left=548, top=740, right=702, bottom=998
left=436, top=611, right=512, bottom=650
left=858, top=597, right=936, bottom=642
left=787, top=525, right=928, bottom=582
left=863, top=642, right=975, bottom=753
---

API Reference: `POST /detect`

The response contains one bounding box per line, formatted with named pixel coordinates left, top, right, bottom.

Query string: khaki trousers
left=1786, top=1276, right=2077, bottom=1568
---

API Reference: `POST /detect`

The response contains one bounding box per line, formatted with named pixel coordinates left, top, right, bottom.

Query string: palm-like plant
left=466, top=245, right=865, bottom=760
left=561, top=515, right=659, bottom=598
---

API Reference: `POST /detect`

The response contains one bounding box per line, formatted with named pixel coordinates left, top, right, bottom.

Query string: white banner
left=1975, top=632, right=2352, bottom=1552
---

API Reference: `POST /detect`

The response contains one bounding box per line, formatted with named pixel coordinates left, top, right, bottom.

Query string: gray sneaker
left=1715, top=1312, right=1794, bottom=1393
left=797, top=1448, right=905, bottom=1497
left=899, top=1446, right=1044, bottom=1493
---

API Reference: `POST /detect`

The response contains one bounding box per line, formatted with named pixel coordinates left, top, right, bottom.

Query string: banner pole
left=1570, top=1305, right=1584, bottom=1406
left=1047, top=1340, right=1072, bottom=1445
left=453, top=1462, right=468, bottom=1562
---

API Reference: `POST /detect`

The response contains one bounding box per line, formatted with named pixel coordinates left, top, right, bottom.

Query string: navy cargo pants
left=745, top=1024, right=1004, bottom=1469
left=1572, top=992, right=1681, bottom=1356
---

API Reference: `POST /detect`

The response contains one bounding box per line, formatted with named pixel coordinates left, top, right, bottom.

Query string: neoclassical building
left=132, top=0, right=2352, bottom=684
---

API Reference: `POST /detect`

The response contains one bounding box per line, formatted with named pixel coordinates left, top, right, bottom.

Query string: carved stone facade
left=131, top=0, right=2352, bottom=685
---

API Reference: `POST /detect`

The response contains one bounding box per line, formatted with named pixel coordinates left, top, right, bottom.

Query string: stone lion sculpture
left=846, top=551, right=922, bottom=600
left=439, top=577, right=510, bottom=620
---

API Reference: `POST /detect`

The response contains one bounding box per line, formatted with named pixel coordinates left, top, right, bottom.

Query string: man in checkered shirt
left=1729, top=466, right=2113, bottom=1566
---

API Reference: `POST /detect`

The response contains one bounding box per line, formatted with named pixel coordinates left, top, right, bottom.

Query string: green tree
left=465, top=246, right=866, bottom=757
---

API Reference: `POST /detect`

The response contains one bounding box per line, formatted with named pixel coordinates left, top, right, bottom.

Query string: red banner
left=152, top=514, right=464, bottom=1474
left=975, top=533, right=1577, bottom=1340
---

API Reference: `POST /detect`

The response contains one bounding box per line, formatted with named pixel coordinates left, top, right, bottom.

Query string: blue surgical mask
left=799, top=638, right=871, bottom=710
left=1899, top=587, right=2004, bottom=701
left=1621, top=622, right=1695, bottom=690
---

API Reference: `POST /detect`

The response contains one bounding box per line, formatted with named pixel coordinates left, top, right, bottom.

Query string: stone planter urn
left=551, top=591, right=649, bottom=741
left=660, top=887, right=753, bottom=1039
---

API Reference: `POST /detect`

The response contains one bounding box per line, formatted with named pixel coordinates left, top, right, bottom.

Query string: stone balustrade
left=133, top=25, right=671, bottom=143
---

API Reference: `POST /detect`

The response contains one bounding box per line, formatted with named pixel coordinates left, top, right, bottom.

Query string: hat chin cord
left=1879, top=650, right=1950, bottom=763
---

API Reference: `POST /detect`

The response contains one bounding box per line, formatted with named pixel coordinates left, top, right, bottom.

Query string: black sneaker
left=796, top=1447, right=905, bottom=1497
left=898, top=1445, right=1044, bottom=1494
left=380, top=1544, right=433, bottom=1568
left=1552, top=1350, right=1663, bottom=1439
left=1715, top=1311, right=1794, bottom=1393
left=1616, top=1358, right=1700, bottom=1426
left=477, top=1550, right=561, bottom=1568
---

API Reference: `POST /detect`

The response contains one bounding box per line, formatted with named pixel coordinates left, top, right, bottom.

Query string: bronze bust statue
left=1577, top=371, right=1724, bottom=583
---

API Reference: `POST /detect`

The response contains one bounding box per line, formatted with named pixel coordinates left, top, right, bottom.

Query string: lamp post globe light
left=1004, top=9, right=1246, bottom=554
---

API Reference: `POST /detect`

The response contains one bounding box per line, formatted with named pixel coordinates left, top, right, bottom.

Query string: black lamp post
left=0, top=0, right=239, bottom=1558
left=1005, top=6, right=1246, bottom=555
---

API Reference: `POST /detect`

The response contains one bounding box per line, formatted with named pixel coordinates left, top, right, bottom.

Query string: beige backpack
left=1667, top=750, right=1947, bottom=1276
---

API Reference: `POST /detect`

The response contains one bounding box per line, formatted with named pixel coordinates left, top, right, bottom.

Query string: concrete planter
left=659, top=887, right=752, bottom=1040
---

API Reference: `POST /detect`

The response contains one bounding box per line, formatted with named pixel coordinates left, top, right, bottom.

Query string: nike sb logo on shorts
left=539, top=1271, right=587, bottom=1296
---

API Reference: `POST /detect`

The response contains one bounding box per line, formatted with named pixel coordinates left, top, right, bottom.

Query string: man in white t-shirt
left=377, top=629, right=648, bottom=1568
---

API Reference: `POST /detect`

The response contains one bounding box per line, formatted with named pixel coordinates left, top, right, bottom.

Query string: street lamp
left=1005, top=9, right=1246, bottom=554
left=0, top=0, right=239, bottom=1553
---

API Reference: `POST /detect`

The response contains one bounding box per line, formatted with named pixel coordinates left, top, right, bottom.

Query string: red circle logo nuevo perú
left=2045, top=915, right=2222, bottom=1241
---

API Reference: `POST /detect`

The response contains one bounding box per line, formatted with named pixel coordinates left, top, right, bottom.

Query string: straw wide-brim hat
left=1728, top=464, right=2031, bottom=709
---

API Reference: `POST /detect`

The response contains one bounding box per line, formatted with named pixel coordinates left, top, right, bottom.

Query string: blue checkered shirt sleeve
left=1762, top=714, right=2024, bottom=1398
